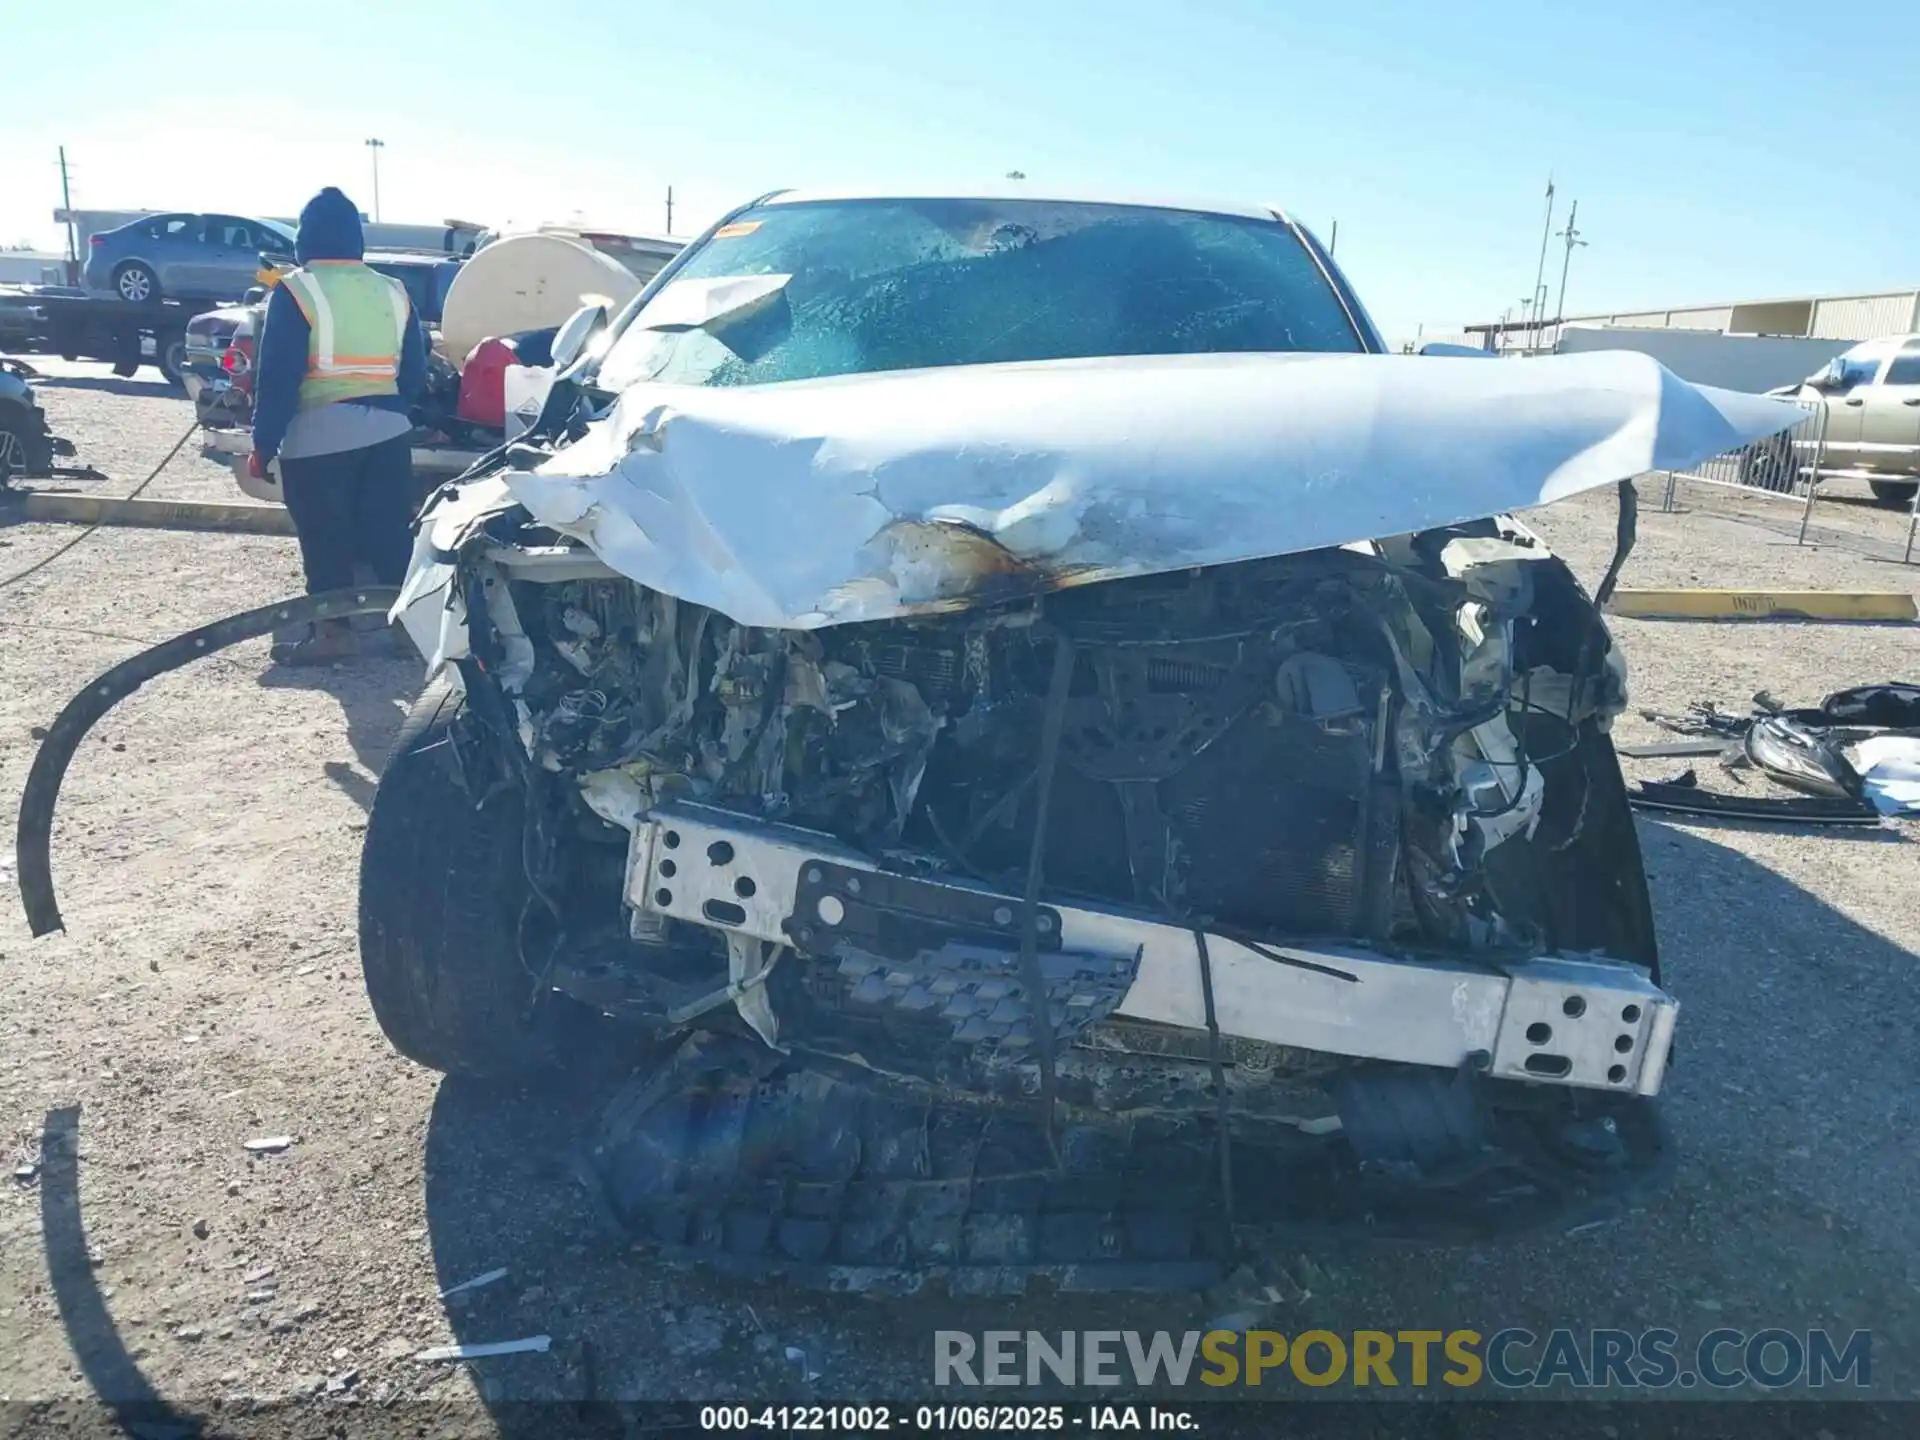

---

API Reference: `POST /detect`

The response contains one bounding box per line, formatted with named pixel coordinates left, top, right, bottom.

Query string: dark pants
left=279, top=432, right=415, bottom=593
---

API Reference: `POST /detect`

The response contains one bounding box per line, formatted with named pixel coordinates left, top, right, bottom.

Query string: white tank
left=438, top=232, right=643, bottom=372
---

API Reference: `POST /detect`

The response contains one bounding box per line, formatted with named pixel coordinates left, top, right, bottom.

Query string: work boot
left=279, top=618, right=359, bottom=666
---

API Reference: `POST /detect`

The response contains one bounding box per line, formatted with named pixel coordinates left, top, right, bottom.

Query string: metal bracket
left=1489, top=955, right=1676, bottom=1094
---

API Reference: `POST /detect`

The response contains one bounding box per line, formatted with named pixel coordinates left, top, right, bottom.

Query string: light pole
left=58, top=146, right=78, bottom=285
left=1530, top=176, right=1555, bottom=350
left=365, top=138, right=385, bottom=222
left=1553, top=200, right=1587, bottom=346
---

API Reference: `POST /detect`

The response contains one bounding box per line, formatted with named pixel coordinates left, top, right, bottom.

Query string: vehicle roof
left=760, top=186, right=1290, bottom=225
left=1840, top=334, right=1920, bottom=359
left=364, top=249, right=463, bottom=267
left=110, top=211, right=294, bottom=234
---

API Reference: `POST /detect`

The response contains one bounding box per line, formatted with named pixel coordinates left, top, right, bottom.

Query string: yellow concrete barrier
left=14, top=491, right=296, bottom=536
left=1605, top=588, right=1916, bottom=621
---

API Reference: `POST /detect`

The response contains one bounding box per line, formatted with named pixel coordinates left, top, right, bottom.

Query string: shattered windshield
left=596, top=197, right=1365, bottom=391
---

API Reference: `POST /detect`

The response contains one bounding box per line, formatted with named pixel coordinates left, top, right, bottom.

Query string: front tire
left=1868, top=478, right=1918, bottom=508
left=155, top=332, right=187, bottom=388
left=358, top=676, right=560, bottom=1078
left=1739, top=433, right=1797, bottom=492
left=0, top=412, right=32, bottom=485
left=113, top=261, right=159, bottom=303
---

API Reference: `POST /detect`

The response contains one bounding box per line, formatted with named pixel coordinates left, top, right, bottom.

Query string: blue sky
left=4, top=0, right=1915, bottom=340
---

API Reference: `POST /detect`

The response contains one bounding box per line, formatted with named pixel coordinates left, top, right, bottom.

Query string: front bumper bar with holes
left=624, top=801, right=1677, bottom=1096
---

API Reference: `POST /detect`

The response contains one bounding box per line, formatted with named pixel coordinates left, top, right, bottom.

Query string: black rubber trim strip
left=1593, top=477, right=1638, bottom=612
left=1628, top=780, right=1880, bottom=826
left=15, top=586, right=404, bottom=937
left=1192, top=927, right=1235, bottom=1231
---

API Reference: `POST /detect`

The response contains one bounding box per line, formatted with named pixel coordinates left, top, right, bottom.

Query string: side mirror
left=549, top=301, right=609, bottom=374
left=1815, top=358, right=1848, bottom=390
left=242, top=287, right=266, bottom=305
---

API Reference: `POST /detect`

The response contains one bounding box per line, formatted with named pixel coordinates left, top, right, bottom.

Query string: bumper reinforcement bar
left=625, top=801, right=1677, bottom=1097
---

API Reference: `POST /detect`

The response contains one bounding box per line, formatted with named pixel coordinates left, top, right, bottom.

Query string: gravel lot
left=1, top=370, right=1917, bottom=1433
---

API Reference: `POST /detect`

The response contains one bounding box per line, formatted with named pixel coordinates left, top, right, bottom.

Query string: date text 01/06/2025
left=699, top=1404, right=1199, bottom=1432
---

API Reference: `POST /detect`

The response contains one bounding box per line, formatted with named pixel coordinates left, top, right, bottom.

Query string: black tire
left=113, top=260, right=160, bottom=303
left=0, top=411, right=32, bottom=484
left=155, top=332, right=187, bottom=388
left=1868, top=478, right=1918, bottom=508
left=358, top=675, right=558, bottom=1078
left=1738, top=433, right=1796, bottom=492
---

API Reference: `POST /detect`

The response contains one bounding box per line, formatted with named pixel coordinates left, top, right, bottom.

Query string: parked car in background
left=1779, top=334, right=1920, bottom=506
left=82, top=213, right=296, bottom=304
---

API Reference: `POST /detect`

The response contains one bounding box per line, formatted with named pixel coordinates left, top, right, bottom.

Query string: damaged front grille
left=505, top=538, right=1603, bottom=954
left=515, top=555, right=1427, bottom=942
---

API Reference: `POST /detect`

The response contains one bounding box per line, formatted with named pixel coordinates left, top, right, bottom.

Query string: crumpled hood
left=472, top=350, right=1801, bottom=630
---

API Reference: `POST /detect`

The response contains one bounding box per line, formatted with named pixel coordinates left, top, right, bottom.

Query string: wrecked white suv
left=21, top=190, right=1800, bottom=1285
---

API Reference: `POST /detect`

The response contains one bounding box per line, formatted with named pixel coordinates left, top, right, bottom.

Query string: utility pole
left=365, top=138, right=385, bottom=221
left=1329, top=218, right=1338, bottom=257
left=1530, top=175, right=1555, bottom=350
left=1553, top=199, right=1587, bottom=346
left=665, top=186, right=674, bottom=234
left=58, top=146, right=78, bottom=284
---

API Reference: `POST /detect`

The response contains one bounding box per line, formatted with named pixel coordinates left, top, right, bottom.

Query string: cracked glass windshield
left=596, top=197, right=1364, bottom=391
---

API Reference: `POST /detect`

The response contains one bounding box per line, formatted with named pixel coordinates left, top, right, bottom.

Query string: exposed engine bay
left=416, top=501, right=1677, bottom=1273
left=511, top=524, right=1621, bottom=962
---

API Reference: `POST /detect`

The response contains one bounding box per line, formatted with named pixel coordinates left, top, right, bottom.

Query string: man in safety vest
left=249, top=186, right=426, bottom=664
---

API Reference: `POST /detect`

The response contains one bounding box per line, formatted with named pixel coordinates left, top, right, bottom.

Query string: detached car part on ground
left=16, top=191, right=1802, bottom=1289
left=0, top=361, right=79, bottom=487
left=1628, top=685, right=1920, bottom=824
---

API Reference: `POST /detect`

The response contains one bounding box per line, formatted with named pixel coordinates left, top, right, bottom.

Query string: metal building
left=1469, top=286, right=1920, bottom=346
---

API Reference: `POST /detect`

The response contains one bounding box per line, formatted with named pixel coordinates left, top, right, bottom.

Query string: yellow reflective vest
left=276, top=261, right=410, bottom=409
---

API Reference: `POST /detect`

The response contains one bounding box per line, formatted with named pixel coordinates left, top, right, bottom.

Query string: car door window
left=205, top=218, right=251, bottom=249
left=1872, top=340, right=1920, bottom=453
left=143, top=216, right=206, bottom=289
left=1884, top=343, right=1920, bottom=387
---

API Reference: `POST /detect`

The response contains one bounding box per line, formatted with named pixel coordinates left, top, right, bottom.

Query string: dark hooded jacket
left=251, top=187, right=426, bottom=461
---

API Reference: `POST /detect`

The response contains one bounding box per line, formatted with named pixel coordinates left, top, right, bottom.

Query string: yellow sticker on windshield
left=713, top=221, right=762, bottom=238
